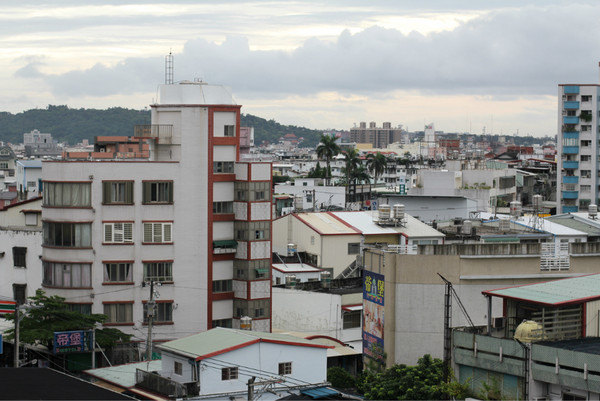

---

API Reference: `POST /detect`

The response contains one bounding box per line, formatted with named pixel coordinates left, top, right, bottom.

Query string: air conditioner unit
left=493, top=317, right=506, bottom=329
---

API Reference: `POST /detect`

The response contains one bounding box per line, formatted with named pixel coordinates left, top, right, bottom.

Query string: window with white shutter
left=142, top=222, right=173, bottom=244
left=103, top=222, right=134, bottom=244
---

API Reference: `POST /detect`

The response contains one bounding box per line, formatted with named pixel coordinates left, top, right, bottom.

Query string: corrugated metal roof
left=272, top=263, right=322, bottom=273
left=484, top=273, right=600, bottom=306
left=85, top=360, right=161, bottom=388
left=546, top=215, right=600, bottom=236
left=331, top=211, right=444, bottom=238
left=157, top=327, right=329, bottom=360
left=295, top=213, right=359, bottom=235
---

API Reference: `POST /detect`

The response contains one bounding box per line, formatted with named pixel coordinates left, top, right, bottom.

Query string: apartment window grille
left=343, top=310, right=362, bottom=329
left=224, top=125, right=235, bottom=137
left=212, top=318, right=233, bottom=328
left=102, top=181, right=134, bottom=204
left=562, top=138, right=578, bottom=147
left=213, top=161, right=234, bottom=173
left=581, top=140, right=592, bottom=147
left=174, top=361, right=182, bottom=376
left=142, top=181, right=173, bottom=204
left=143, top=302, right=173, bottom=324
left=235, top=221, right=270, bottom=241
left=221, top=367, right=238, bottom=380
left=43, top=262, right=92, bottom=288
left=582, top=95, right=592, bottom=102
left=143, top=261, right=173, bottom=282
left=582, top=125, right=591, bottom=132
left=103, top=303, right=133, bottom=324
left=43, top=222, right=92, bottom=248
left=581, top=155, right=591, bottom=162
left=234, top=299, right=270, bottom=318
left=348, top=243, right=360, bottom=255
left=212, top=279, right=233, bottom=293
left=143, top=222, right=172, bottom=243
left=278, top=362, right=292, bottom=375
left=12, top=247, right=26, bottom=268
left=213, top=201, right=233, bottom=214
left=581, top=185, right=591, bottom=193
left=13, top=284, right=26, bottom=305
left=103, top=222, right=133, bottom=243
left=103, top=263, right=133, bottom=283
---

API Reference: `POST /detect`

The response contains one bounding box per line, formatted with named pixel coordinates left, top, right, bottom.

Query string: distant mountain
left=0, top=105, right=323, bottom=147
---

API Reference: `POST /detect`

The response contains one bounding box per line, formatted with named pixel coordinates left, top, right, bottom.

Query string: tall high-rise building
left=41, top=81, right=273, bottom=348
left=557, top=73, right=600, bottom=213
left=349, top=121, right=403, bottom=148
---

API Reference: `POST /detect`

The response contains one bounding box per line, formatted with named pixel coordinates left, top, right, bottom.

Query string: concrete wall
left=0, top=228, right=43, bottom=302
left=378, top=195, right=478, bottom=223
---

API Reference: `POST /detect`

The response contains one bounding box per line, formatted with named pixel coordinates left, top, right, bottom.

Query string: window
left=43, top=222, right=92, bottom=247
left=213, top=201, right=233, bottom=214
left=278, top=362, right=292, bottom=375
left=104, top=222, right=133, bottom=243
left=581, top=170, right=592, bottom=179
left=143, top=222, right=172, bottom=243
left=234, top=259, right=270, bottom=280
left=102, top=181, right=134, bottom=204
left=27, top=181, right=36, bottom=188
left=174, top=361, right=182, bottom=376
left=581, top=185, right=591, bottom=193
left=233, top=299, right=270, bottom=318
left=582, top=125, right=591, bottom=132
left=66, top=303, right=92, bottom=315
left=42, top=262, right=92, bottom=288
left=562, top=137, right=578, bottom=147
left=348, top=243, right=360, bottom=255
left=581, top=155, right=591, bottom=162
left=582, top=95, right=592, bottom=102
left=142, top=181, right=173, bottom=204
left=581, top=140, right=592, bottom=147
left=13, top=284, right=26, bottom=305
left=12, top=247, right=26, bottom=268
left=0, top=162, right=8, bottom=169
left=255, top=307, right=265, bottom=317
left=103, top=263, right=133, bottom=283
left=343, top=310, right=362, bottom=329
left=310, top=236, right=315, bottom=245
left=143, top=261, right=173, bottom=282
left=235, top=221, right=270, bottom=241
left=24, top=212, right=38, bottom=226
left=224, top=125, right=235, bottom=137
left=212, top=279, right=233, bottom=293
left=212, top=318, right=233, bottom=328
left=251, top=182, right=270, bottom=201
left=143, top=302, right=173, bottom=323
left=103, top=303, right=133, bottom=324
left=222, top=367, right=238, bottom=380
left=213, top=162, right=234, bottom=174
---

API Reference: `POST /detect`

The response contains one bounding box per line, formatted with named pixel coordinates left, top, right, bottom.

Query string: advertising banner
left=363, top=270, right=385, bottom=361
left=53, top=330, right=93, bottom=354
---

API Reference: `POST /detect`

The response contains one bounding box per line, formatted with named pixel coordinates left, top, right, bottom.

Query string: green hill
left=0, top=105, right=323, bottom=147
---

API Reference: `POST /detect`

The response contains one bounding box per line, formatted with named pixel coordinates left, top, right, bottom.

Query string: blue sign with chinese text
left=53, top=330, right=93, bottom=354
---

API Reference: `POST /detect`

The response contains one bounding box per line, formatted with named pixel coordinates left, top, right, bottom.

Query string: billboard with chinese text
left=53, top=330, right=93, bottom=354
left=363, top=270, right=385, bottom=361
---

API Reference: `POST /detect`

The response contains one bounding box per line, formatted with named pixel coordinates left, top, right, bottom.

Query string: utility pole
left=247, top=376, right=256, bottom=401
left=13, top=305, right=20, bottom=368
left=146, top=281, right=156, bottom=361
left=91, top=328, right=96, bottom=369
left=312, top=189, right=316, bottom=211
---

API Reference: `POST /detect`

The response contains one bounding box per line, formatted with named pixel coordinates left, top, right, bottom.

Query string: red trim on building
left=304, top=335, right=347, bottom=346
left=213, top=214, right=235, bottom=222
left=326, top=212, right=362, bottom=233
left=213, top=174, right=236, bottom=182
left=213, top=253, right=235, bottom=261
left=195, top=339, right=260, bottom=361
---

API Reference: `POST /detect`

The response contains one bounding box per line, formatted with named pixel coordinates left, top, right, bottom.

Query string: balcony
left=562, top=131, right=579, bottom=139
left=563, top=85, right=580, bottom=94
left=213, top=239, right=238, bottom=254
left=134, top=124, right=173, bottom=144
left=562, top=190, right=579, bottom=200
left=562, top=176, right=579, bottom=184
left=563, top=101, right=580, bottom=109
left=563, top=116, right=579, bottom=125
left=562, top=146, right=579, bottom=154
left=563, top=160, right=579, bottom=169
left=563, top=205, right=579, bottom=213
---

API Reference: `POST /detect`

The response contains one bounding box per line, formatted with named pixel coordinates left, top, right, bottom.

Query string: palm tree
left=342, top=148, right=361, bottom=185
left=353, top=165, right=371, bottom=184
left=316, top=134, right=340, bottom=185
left=366, top=152, right=388, bottom=186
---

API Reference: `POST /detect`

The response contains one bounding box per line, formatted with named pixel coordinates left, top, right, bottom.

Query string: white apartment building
left=557, top=80, right=600, bottom=213
left=41, top=81, right=272, bottom=347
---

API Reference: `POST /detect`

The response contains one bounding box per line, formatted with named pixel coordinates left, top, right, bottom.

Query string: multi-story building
left=23, top=129, right=62, bottom=157
left=557, top=78, right=599, bottom=213
left=41, top=81, right=273, bottom=349
left=350, top=122, right=403, bottom=149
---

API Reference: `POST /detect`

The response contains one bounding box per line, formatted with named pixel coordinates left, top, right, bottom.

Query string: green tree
left=342, top=148, right=361, bottom=185
left=316, top=134, right=340, bottom=185
left=358, top=354, right=471, bottom=400
left=4, top=290, right=130, bottom=349
left=327, top=366, right=356, bottom=389
left=366, top=152, right=388, bottom=185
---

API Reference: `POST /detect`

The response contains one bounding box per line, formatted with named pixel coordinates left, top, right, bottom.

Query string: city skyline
left=4, top=0, right=600, bottom=136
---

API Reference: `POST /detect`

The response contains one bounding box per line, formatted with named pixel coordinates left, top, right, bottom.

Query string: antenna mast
left=165, top=51, right=174, bottom=84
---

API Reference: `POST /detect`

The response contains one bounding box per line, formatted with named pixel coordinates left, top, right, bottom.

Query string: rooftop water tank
left=510, top=201, right=522, bottom=218
left=514, top=320, right=543, bottom=343
left=589, top=204, right=598, bottom=219
left=378, top=204, right=391, bottom=221
left=393, top=204, right=405, bottom=221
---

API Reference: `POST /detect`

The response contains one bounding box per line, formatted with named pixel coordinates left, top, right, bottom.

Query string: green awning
left=483, top=237, right=520, bottom=243
left=213, top=240, right=238, bottom=248
left=255, top=268, right=269, bottom=274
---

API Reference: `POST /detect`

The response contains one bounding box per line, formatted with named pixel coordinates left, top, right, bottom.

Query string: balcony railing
left=562, top=146, right=579, bottom=154
left=563, top=101, right=580, bottom=109
left=563, top=85, right=580, bottom=94
left=134, top=124, right=173, bottom=144
left=562, top=176, right=579, bottom=184
left=561, top=190, right=578, bottom=199
left=563, top=116, right=580, bottom=125
left=562, top=161, right=579, bottom=169
left=563, top=205, right=579, bottom=213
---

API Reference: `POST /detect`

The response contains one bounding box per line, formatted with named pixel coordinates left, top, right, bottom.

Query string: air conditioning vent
left=493, top=317, right=505, bottom=328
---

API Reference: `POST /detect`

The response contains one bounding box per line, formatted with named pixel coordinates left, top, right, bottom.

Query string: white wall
left=199, top=342, right=327, bottom=395
left=0, top=228, right=43, bottom=302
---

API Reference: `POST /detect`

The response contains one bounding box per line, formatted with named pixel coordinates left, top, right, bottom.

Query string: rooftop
left=16, top=160, right=42, bottom=168
left=156, top=82, right=237, bottom=106
left=483, top=273, right=600, bottom=306
left=85, top=360, right=161, bottom=389
left=537, top=337, right=600, bottom=355
left=332, top=210, right=445, bottom=238
left=293, top=213, right=360, bottom=236
left=157, top=327, right=330, bottom=361
left=272, top=263, right=322, bottom=273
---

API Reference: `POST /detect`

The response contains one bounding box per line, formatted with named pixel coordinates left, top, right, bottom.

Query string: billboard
left=53, top=330, right=93, bottom=354
left=363, top=270, right=385, bottom=361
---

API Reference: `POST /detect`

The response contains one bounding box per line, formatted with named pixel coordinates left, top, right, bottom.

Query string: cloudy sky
left=5, top=1, right=600, bottom=136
